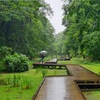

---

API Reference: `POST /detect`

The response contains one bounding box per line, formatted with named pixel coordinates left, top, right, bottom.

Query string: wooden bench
left=45, top=58, right=58, bottom=64
left=32, top=58, right=66, bottom=69
left=33, top=63, right=66, bottom=69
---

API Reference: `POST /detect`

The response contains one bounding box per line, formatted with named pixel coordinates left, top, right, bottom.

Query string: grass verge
left=0, top=67, right=67, bottom=100
left=0, top=58, right=100, bottom=100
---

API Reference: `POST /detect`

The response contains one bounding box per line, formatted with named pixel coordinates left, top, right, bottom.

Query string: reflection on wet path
left=33, top=64, right=100, bottom=100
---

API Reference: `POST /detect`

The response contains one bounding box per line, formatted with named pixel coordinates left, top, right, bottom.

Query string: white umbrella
left=40, top=50, right=47, bottom=55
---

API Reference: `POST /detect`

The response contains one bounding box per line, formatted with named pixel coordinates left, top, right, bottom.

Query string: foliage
left=5, top=74, right=33, bottom=89
left=4, top=53, right=29, bottom=72
left=53, top=32, right=70, bottom=57
left=0, top=46, right=13, bottom=60
left=0, top=69, right=43, bottom=100
left=0, top=46, right=13, bottom=71
left=63, top=0, right=100, bottom=61
left=0, top=0, right=55, bottom=58
left=0, top=68, right=67, bottom=100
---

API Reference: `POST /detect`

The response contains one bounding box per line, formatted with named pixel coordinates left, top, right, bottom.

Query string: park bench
left=33, top=63, right=66, bottom=69
left=33, top=58, right=66, bottom=69
left=45, top=58, right=58, bottom=64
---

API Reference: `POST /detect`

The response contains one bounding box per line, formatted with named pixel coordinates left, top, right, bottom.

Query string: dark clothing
left=40, top=54, right=45, bottom=63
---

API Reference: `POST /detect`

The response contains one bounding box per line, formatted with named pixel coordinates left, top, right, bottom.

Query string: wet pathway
left=32, top=64, right=100, bottom=100
left=67, top=64, right=100, bottom=81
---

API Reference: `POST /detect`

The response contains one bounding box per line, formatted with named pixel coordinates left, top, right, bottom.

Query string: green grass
left=84, top=90, right=100, bottom=100
left=0, top=67, right=67, bottom=100
left=39, top=68, right=67, bottom=76
left=0, top=58, right=100, bottom=100
left=0, top=70, right=43, bottom=100
left=81, top=63, right=100, bottom=75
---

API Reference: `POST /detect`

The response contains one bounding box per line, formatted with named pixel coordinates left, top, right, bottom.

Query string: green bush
left=0, top=46, right=13, bottom=60
left=4, top=53, right=29, bottom=72
left=0, top=46, right=14, bottom=71
left=0, top=61, right=5, bottom=71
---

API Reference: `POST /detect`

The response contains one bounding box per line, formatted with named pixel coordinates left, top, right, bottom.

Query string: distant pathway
left=32, top=64, right=100, bottom=100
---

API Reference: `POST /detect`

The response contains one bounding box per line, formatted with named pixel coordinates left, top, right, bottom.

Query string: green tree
left=0, top=0, right=54, bottom=58
left=63, top=0, right=100, bottom=60
left=53, top=32, right=67, bottom=58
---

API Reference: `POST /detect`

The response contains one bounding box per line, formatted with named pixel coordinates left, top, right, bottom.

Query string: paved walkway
left=32, top=64, right=100, bottom=100
left=45, top=58, right=58, bottom=64
left=67, top=64, right=100, bottom=81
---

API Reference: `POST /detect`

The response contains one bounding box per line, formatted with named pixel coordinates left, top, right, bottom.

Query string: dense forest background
left=0, top=0, right=100, bottom=61
left=62, top=0, right=100, bottom=61
left=0, top=0, right=55, bottom=58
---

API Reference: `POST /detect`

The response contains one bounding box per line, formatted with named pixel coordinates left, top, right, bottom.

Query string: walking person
left=39, top=50, right=47, bottom=63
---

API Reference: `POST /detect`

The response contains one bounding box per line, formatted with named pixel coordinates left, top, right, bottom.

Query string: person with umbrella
left=39, top=50, right=47, bottom=63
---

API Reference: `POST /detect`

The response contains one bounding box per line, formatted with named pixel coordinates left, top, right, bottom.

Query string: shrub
left=0, top=46, right=13, bottom=71
left=4, top=53, right=29, bottom=72
left=0, top=46, right=13, bottom=60
left=0, top=61, right=5, bottom=71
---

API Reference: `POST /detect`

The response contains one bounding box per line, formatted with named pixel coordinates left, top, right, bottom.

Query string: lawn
left=0, top=66, right=67, bottom=100
left=0, top=70, right=43, bottom=100
left=0, top=58, right=100, bottom=100
left=84, top=90, right=100, bottom=100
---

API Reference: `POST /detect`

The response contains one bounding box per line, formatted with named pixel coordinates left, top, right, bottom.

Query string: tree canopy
left=0, top=0, right=55, bottom=58
left=63, top=0, right=100, bottom=61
